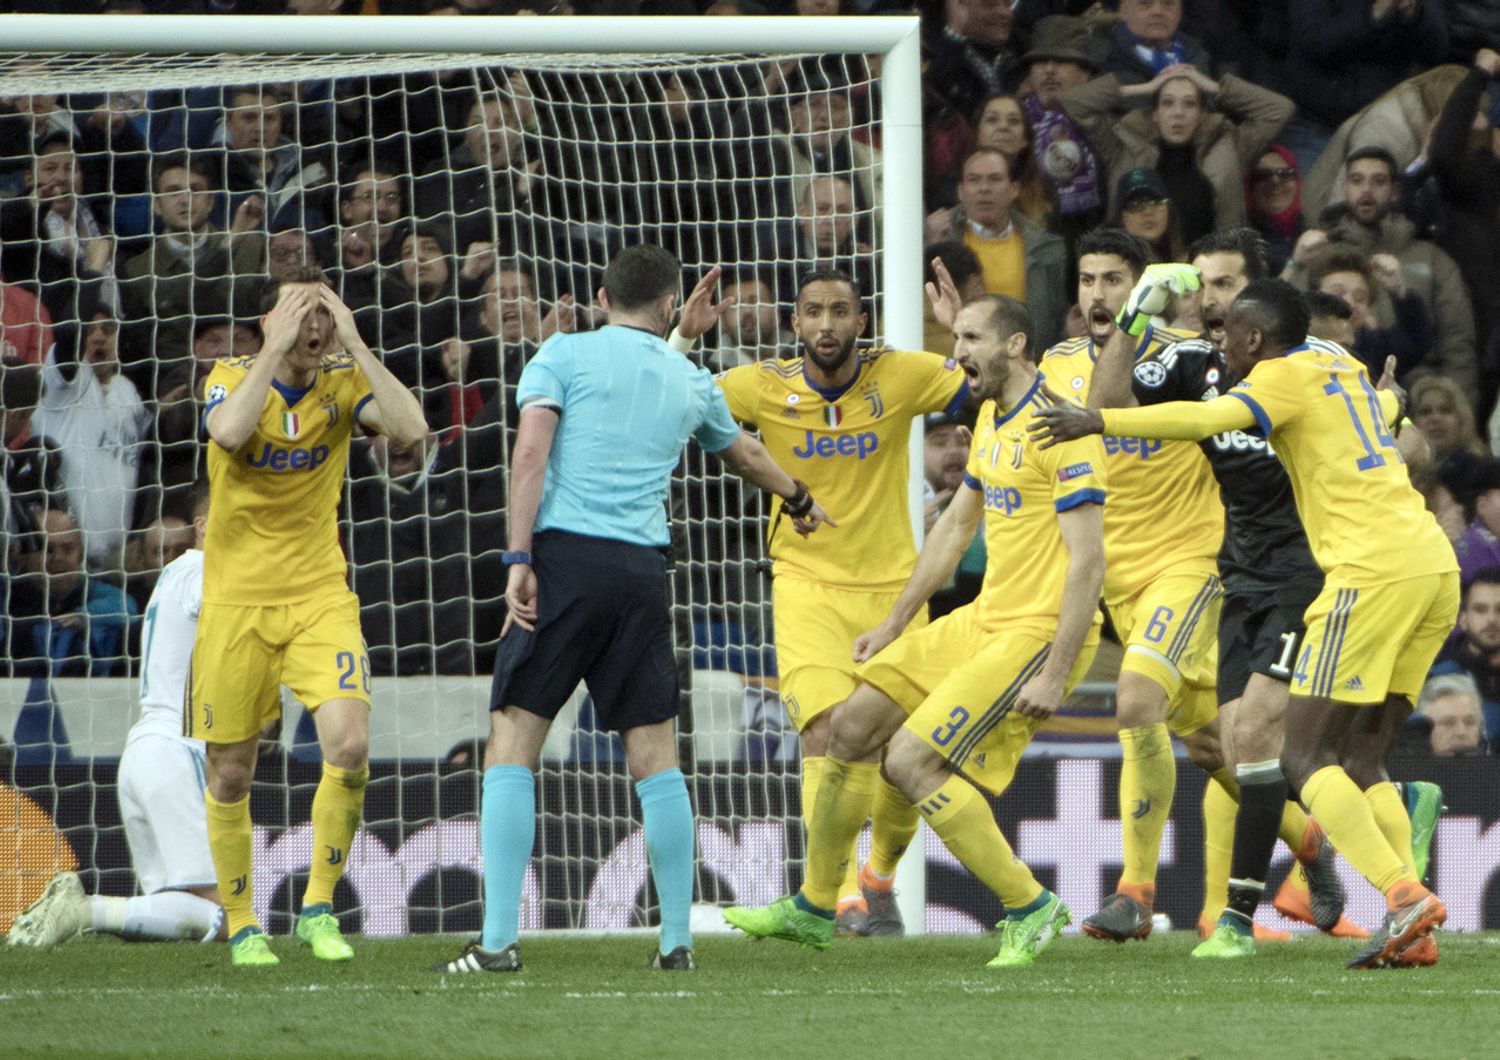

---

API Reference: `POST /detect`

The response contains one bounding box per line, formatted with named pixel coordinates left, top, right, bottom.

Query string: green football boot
left=295, top=905, right=354, bottom=961
left=723, top=895, right=834, bottom=951
left=987, top=892, right=1070, bottom=968
left=230, top=927, right=280, bottom=967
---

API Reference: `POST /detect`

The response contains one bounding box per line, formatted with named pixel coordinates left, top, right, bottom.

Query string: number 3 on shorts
left=931, top=706, right=970, bottom=746
left=336, top=650, right=371, bottom=695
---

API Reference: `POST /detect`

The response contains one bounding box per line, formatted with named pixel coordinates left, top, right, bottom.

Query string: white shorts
left=117, top=733, right=216, bottom=895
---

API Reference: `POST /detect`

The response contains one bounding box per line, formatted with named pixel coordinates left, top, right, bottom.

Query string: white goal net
left=0, top=16, right=925, bottom=937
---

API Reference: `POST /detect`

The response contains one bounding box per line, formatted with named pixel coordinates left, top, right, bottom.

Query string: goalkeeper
left=193, top=267, right=430, bottom=968
left=698, top=269, right=969, bottom=936
left=436, top=245, right=831, bottom=976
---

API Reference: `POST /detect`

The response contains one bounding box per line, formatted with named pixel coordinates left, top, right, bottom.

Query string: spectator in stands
left=215, top=85, right=331, bottom=233
left=8, top=508, right=137, bottom=678
left=708, top=271, right=794, bottom=371
left=759, top=175, right=876, bottom=313
left=1428, top=48, right=1500, bottom=405
left=0, top=281, right=53, bottom=367
left=968, top=93, right=1053, bottom=224
left=30, top=309, right=148, bottom=570
left=925, top=147, right=1067, bottom=350
left=187, top=316, right=257, bottom=396
left=1282, top=0, right=1449, bottom=161
left=922, top=240, right=986, bottom=357
left=416, top=93, right=531, bottom=256
left=376, top=226, right=464, bottom=403
left=1244, top=145, right=1306, bottom=276
left=1306, top=246, right=1433, bottom=381
left=1413, top=673, right=1488, bottom=756
left=1409, top=374, right=1490, bottom=471
left=0, top=365, right=54, bottom=589
left=337, top=163, right=407, bottom=265
left=0, top=133, right=117, bottom=326
left=117, top=153, right=264, bottom=377
left=922, top=407, right=984, bottom=617
left=1304, top=289, right=1358, bottom=349
left=1456, top=461, right=1500, bottom=583
left=1017, top=16, right=1105, bottom=240
left=72, top=92, right=153, bottom=239
left=1086, top=0, right=1212, bottom=87
left=0, top=94, right=70, bottom=199
left=764, top=61, right=881, bottom=226
left=923, top=0, right=1021, bottom=127
left=122, top=512, right=192, bottom=611
left=1432, top=566, right=1500, bottom=751
left=626, top=69, right=729, bottom=267
left=1062, top=62, right=1294, bottom=244
left=1111, top=167, right=1186, bottom=263
left=265, top=228, right=322, bottom=282
left=1288, top=148, right=1479, bottom=398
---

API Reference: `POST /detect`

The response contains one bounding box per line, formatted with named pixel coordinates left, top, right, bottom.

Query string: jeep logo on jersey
left=1133, top=361, right=1167, bottom=388
left=246, top=442, right=332, bottom=471
left=791, top=430, right=878, bottom=459
left=1102, top=436, right=1162, bottom=459
left=1211, top=430, right=1272, bottom=454
left=983, top=485, right=1023, bottom=514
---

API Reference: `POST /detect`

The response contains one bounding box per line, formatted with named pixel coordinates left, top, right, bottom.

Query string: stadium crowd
left=1, top=0, right=1500, bottom=759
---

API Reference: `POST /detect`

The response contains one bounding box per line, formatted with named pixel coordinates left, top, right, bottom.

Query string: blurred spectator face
left=42, top=508, right=83, bottom=596
left=466, top=98, right=523, bottom=171
left=1343, top=157, right=1397, bottom=225
left=369, top=433, right=431, bottom=480
left=481, top=268, right=541, bottom=344
left=82, top=313, right=120, bottom=385
left=958, top=150, right=1017, bottom=231
left=139, top=515, right=193, bottom=572
left=1315, top=270, right=1371, bottom=331
left=1308, top=312, right=1355, bottom=348
left=400, top=233, right=449, bottom=297
left=975, top=96, right=1028, bottom=159
left=286, top=0, right=341, bottom=11
left=339, top=223, right=378, bottom=271
left=719, top=278, right=781, bottom=349
left=660, top=74, right=691, bottom=127
left=193, top=322, right=258, bottom=374
left=797, top=176, right=857, bottom=253
left=1413, top=385, right=1462, bottom=454
left=949, top=0, right=1013, bottom=48
left=796, top=0, right=839, bottom=12
left=30, top=141, right=82, bottom=214
left=1192, top=251, right=1250, bottom=347
left=1460, top=580, right=1500, bottom=652
left=154, top=164, right=214, bottom=233
left=1424, top=693, right=1484, bottom=756
left=1249, top=151, right=1298, bottom=216
left=1122, top=195, right=1171, bottom=244
left=341, top=169, right=403, bottom=246
left=8, top=94, right=60, bottom=138
left=924, top=423, right=968, bottom=493
left=1476, top=485, right=1500, bottom=536
left=267, top=230, right=320, bottom=281
left=225, top=90, right=284, bottom=153
left=1028, top=59, right=1091, bottom=111
left=1153, top=79, right=1203, bottom=146
left=1121, top=0, right=1181, bottom=47
left=1424, top=481, right=1465, bottom=543
left=1077, top=252, right=1138, bottom=345
left=788, top=89, right=852, bottom=149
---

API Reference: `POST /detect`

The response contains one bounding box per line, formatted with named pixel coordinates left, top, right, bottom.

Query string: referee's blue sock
left=636, top=768, right=695, bottom=955
left=480, top=764, right=536, bottom=952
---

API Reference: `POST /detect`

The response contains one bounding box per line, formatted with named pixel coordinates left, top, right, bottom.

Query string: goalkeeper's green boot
left=987, top=892, right=1070, bottom=968
left=296, top=905, right=354, bottom=961
left=1403, top=781, right=1444, bottom=883
left=723, top=895, right=833, bottom=951
left=230, top=927, right=280, bottom=967
left=1192, top=921, right=1256, bottom=960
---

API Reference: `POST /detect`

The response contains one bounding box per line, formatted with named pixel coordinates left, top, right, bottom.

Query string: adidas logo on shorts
left=1343, top=675, right=1365, bottom=692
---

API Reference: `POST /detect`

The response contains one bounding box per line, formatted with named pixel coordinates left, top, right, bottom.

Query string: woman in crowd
left=1245, top=145, right=1305, bottom=275
left=1111, top=168, right=1186, bottom=264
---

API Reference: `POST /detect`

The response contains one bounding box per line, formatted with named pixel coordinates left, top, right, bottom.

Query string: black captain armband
left=783, top=480, right=815, bottom=519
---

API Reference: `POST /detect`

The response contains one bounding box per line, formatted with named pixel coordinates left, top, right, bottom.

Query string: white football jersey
left=129, top=549, right=204, bottom=745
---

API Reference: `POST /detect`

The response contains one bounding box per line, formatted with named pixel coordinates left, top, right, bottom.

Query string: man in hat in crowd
left=1019, top=16, right=1106, bottom=241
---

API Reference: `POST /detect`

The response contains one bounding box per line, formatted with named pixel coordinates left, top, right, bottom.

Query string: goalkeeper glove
left=1115, top=263, right=1202, bottom=337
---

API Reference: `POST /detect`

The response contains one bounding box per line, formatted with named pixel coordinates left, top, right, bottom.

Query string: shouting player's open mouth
left=1202, top=313, right=1227, bottom=348
left=1086, top=300, right=1115, bottom=344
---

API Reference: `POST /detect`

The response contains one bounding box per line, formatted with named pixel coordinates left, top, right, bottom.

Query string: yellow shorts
left=1109, top=563, right=1222, bottom=736
left=1293, top=572, right=1459, bottom=704
left=773, top=575, right=925, bottom=731
left=857, top=604, right=1097, bottom=795
left=186, top=590, right=371, bottom=745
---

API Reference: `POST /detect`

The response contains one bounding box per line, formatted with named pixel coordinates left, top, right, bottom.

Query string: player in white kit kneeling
left=8, top=486, right=226, bottom=947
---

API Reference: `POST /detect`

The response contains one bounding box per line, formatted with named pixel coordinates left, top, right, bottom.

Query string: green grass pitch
left=3, top=932, right=1497, bottom=1059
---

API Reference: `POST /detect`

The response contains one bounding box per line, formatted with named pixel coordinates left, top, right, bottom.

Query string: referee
left=437, top=244, right=832, bottom=975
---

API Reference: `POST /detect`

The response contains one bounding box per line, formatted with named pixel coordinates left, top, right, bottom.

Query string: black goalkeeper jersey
left=1130, top=337, right=1321, bottom=596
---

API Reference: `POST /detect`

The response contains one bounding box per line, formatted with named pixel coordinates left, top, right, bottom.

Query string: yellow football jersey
left=717, top=348, right=966, bottom=591
left=201, top=352, right=372, bottom=606
left=965, top=377, right=1107, bottom=635
left=1041, top=328, right=1223, bottom=601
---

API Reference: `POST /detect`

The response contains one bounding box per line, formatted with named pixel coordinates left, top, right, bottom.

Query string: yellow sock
left=1119, top=724, right=1174, bottom=887
left=302, top=762, right=368, bottom=910
left=867, top=779, right=919, bottom=878
left=1278, top=799, right=1315, bottom=856
left=802, top=758, right=878, bottom=911
left=918, top=773, right=1041, bottom=909
left=1200, top=777, right=1236, bottom=925
left=205, top=791, right=258, bottom=937
left=1300, top=766, right=1410, bottom=895
left=802, top=756, right=866, bottom=905
left=1366, top=782, right=1418, bottom=878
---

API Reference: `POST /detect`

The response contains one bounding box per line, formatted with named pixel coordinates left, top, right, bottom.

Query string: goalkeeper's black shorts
left=489, top=529, right=679, bottom=732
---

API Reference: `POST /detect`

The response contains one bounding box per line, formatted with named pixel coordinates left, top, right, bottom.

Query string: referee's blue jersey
left=516, top=324, right=742, bottom=548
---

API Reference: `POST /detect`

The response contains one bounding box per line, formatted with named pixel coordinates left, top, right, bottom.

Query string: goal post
left=0, top=13, right=929, bottom=934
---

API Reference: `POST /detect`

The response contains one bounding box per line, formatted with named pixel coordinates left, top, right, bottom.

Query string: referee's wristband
left=502, top=550, right=533, bottom=566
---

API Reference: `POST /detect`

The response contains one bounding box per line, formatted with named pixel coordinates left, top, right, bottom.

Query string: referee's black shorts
left=489, top=529, right=679, bottom=732
left=1217, top=582, right=1319, bottom=704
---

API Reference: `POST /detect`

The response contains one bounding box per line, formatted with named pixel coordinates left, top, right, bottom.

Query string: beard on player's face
left=804, top=331, right=856, bottom=375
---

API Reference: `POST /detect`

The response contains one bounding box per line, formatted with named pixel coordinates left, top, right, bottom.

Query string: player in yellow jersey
left=1030, top=279, right=1455, bottom=968
left=193, top=265, right=429, bottom=967
left=707, top=269, right=968, bottom=935
left=725, top=294, right=1105, bottom=967
left=1036, top=229, right=1230, bottom=941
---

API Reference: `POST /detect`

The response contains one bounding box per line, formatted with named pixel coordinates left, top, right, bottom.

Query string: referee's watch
left=502, top=551, right=533, bottom=566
